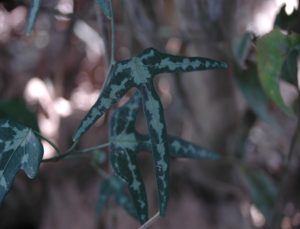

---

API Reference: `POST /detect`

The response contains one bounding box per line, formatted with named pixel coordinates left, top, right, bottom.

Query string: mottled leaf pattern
left=73, top=47, right=226, bottom=216
left=97, top=176, right=138, bottom=220
left=0, top=119, right=43, bottom=203
left=111, top=150, right=148, bottom=223
left=257, top=28, right=300, bottom=113
left=109, top=91, right=220, bottom=221
left=96, top=0, right=112, bottom=18
left=26, top=0, right=41, bottom=33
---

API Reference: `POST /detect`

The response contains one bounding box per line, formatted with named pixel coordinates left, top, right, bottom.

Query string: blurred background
left=0, top=0, right=300, bottom=228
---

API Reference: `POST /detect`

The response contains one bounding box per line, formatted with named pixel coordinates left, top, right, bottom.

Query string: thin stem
left=138, top=212, right=160, bottom=229
left=77, top=142, right=110, bottom=153
left=42, top=142, right=110, bottom=163
left=33, top=130, right=61, bottom=155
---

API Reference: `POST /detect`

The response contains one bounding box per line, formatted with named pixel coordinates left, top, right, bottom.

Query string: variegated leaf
left=74, top=48, right=227, bottom=215
left=109, top=91, right=220, bottom=221
left=110, top=150, right=148, bottom=223
left=97, top=176, right=138, bottom=220
left=26, top=0, right=41, bottom=33
left=95, top=0, right=112, bottom=18
left=0, top=119, right=43, bottom=203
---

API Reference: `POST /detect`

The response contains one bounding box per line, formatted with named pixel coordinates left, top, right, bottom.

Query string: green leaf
left=109, top=91, right=220, bottom=222
left=96, top=176, right=138, bottom=220
left=257, top=28, right=300, bottom=114
left=26, top=0, right=41, bottom=33
left=0, top=119, right=43, bottom=203
left=74, top=48, right=227, bottom=216
left=96, top=0, right=112, bottom=18
left=235, top=64, right=277, bottom=125
left=0, top=100, right=39, bottom=131
left=243, top=167, right=277, bottom=222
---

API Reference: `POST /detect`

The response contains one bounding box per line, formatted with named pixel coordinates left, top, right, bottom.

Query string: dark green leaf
left=26, top=0, right=41, bottom=33
left=0, top=100, right=39, bottom=131
left=96, top=0, right=112, bottom=18
left=109, top=91, right=220, bottom=221
left=97, top=176, right=138, bottom=220
left=243, top=167, right=277, bottom=222
left=0, top=119, right=43, bottom=203
left=275, top=4, right=300, bottom=31
left=281, top=48, right=299, bottom=85
left=257, top=28, right=300, bottom=113
left=74, top=48, right=227, bottom=216
left=111, top=150, right=148, bottom=223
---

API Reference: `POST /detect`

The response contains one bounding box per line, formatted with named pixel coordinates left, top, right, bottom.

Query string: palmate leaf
left=257, top=28, right=300, bottom=114
left=109, top=91, right=220, bottom=223
left=95, top=0, right=112, bottom=19
left=0, top=119, right=43, bottom=203
left=96, top=175, right=138, bottom=220
left=73, top=47, right=227, bottom=216
left=26, top=0, right=41, bottom=33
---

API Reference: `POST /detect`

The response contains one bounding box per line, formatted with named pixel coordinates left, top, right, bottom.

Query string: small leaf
left=96, top=0, right=112, bottom=19
left=26, top=0, right=41, bottom=33
left=257, top=28, right=300, bottom=113
left=167, top=136, right=219, bottom=160
left=0, top=119, right=43, bottom=203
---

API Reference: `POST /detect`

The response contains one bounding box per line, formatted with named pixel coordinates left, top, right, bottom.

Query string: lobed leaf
left=26, top=0, right=41, bottom=33
left=96, top=0, right=112, bottom=19
left=109, top=91, right=220, bottom=222
left=74, top=48, right=227, bottom=216
left=0, top=119, right=43, bottom=203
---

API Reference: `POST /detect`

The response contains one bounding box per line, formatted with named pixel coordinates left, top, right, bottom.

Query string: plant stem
left=42, top=142, right=110, bottom=163
left=33, top=130, right=62, bottom=155
left=138, top=212, right=160, bottom=229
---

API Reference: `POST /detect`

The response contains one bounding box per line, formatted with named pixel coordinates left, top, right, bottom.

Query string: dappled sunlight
left=74, top=20, right=106, bottom=62
left=250, top=204, right=266, bottom=227
left=55, top=0, right=74, bottom=21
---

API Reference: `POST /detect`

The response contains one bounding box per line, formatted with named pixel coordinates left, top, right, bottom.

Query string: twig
left=138, top=212, right=160, bottom=229
left=42, top=142, right=110, bottom=163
